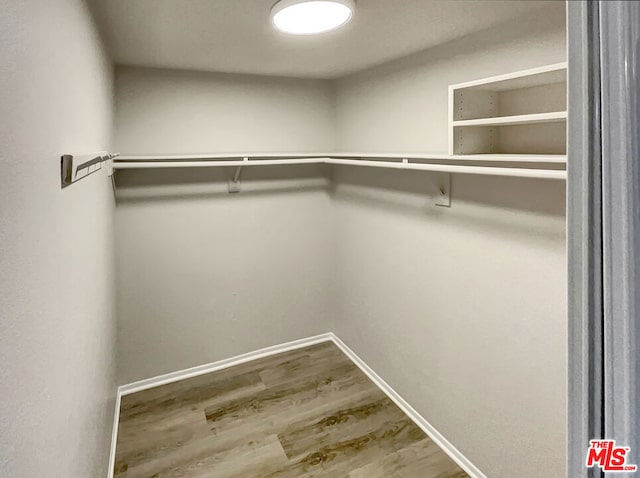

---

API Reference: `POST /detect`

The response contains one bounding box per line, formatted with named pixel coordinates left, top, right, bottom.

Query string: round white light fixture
left=271, top=0, right=355, bottom=35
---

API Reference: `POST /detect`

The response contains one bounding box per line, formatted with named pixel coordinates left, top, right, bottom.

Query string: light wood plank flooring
left=114, top=341, right=468, bottom=477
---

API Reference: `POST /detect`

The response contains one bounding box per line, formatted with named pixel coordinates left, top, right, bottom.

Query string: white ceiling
left=90, top=0, right=562, bottom=79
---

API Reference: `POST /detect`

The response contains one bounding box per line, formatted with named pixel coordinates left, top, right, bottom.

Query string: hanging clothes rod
left=115, top=157, right=327, bottom=168
left=323, top=158, right=566, bottom=180
left=113, top=153, right=567, bottom=180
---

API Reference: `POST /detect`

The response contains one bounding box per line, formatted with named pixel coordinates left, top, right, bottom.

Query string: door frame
left=567, top=1, right=640, bottom=476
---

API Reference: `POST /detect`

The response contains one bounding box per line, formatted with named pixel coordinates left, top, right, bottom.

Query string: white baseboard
left=118, top=333, right=334, bottom=396
left=107, top=391, right=122, bottom=478
left=328, top=333, right=487, bottom=478
left=107, top=332, right=485, bottom=478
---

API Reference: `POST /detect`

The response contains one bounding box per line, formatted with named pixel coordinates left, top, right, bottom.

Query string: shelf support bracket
left=228, top=157, right=248, bottom=193
left=435, top=172, right=451, bottom=207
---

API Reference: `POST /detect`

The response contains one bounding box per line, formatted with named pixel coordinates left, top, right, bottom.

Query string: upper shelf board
left=450, top=62, right=567, bottom=92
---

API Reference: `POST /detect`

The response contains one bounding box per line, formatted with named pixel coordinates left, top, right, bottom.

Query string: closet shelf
left=113, top=153, right=566, bottom=180
left=117, top=152, right=566, bottom=164
left=451, top=111, right=567, bottom=127
left=449, top=62, right=567, bottom=92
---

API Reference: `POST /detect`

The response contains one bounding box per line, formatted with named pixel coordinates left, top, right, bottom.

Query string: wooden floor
left=114, top=342, right=469, bottom=477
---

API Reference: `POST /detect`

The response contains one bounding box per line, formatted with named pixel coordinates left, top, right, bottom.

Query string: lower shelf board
left=451, top=111, right=567, bottom=127
left=112, top=342, right=468, bottom=478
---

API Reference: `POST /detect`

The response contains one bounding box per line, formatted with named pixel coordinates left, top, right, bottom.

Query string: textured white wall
left=0, top=0, right=116, bottom=476
left=331, top=8, right=567, bottom=478
left=113, top=68, right=336, bottom=384
left=115, top=167, right=335, bottom=384
left=114, top=66, right=336, bottom=154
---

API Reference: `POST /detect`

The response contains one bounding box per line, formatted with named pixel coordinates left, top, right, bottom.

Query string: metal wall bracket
left=61, top=151, right=119, bottom=188
left=228, top=157, right=248, bottom=193
left=105, top=157, right=114, bottom=177
left=435, top=172, right=451, bottom=207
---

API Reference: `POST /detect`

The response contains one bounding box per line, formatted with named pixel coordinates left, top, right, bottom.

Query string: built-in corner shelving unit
left=448, top=62, right=567, bottom=160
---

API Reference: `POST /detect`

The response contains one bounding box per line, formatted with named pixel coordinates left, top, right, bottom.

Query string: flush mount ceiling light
left=271, top=0, right=355, bottom=35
